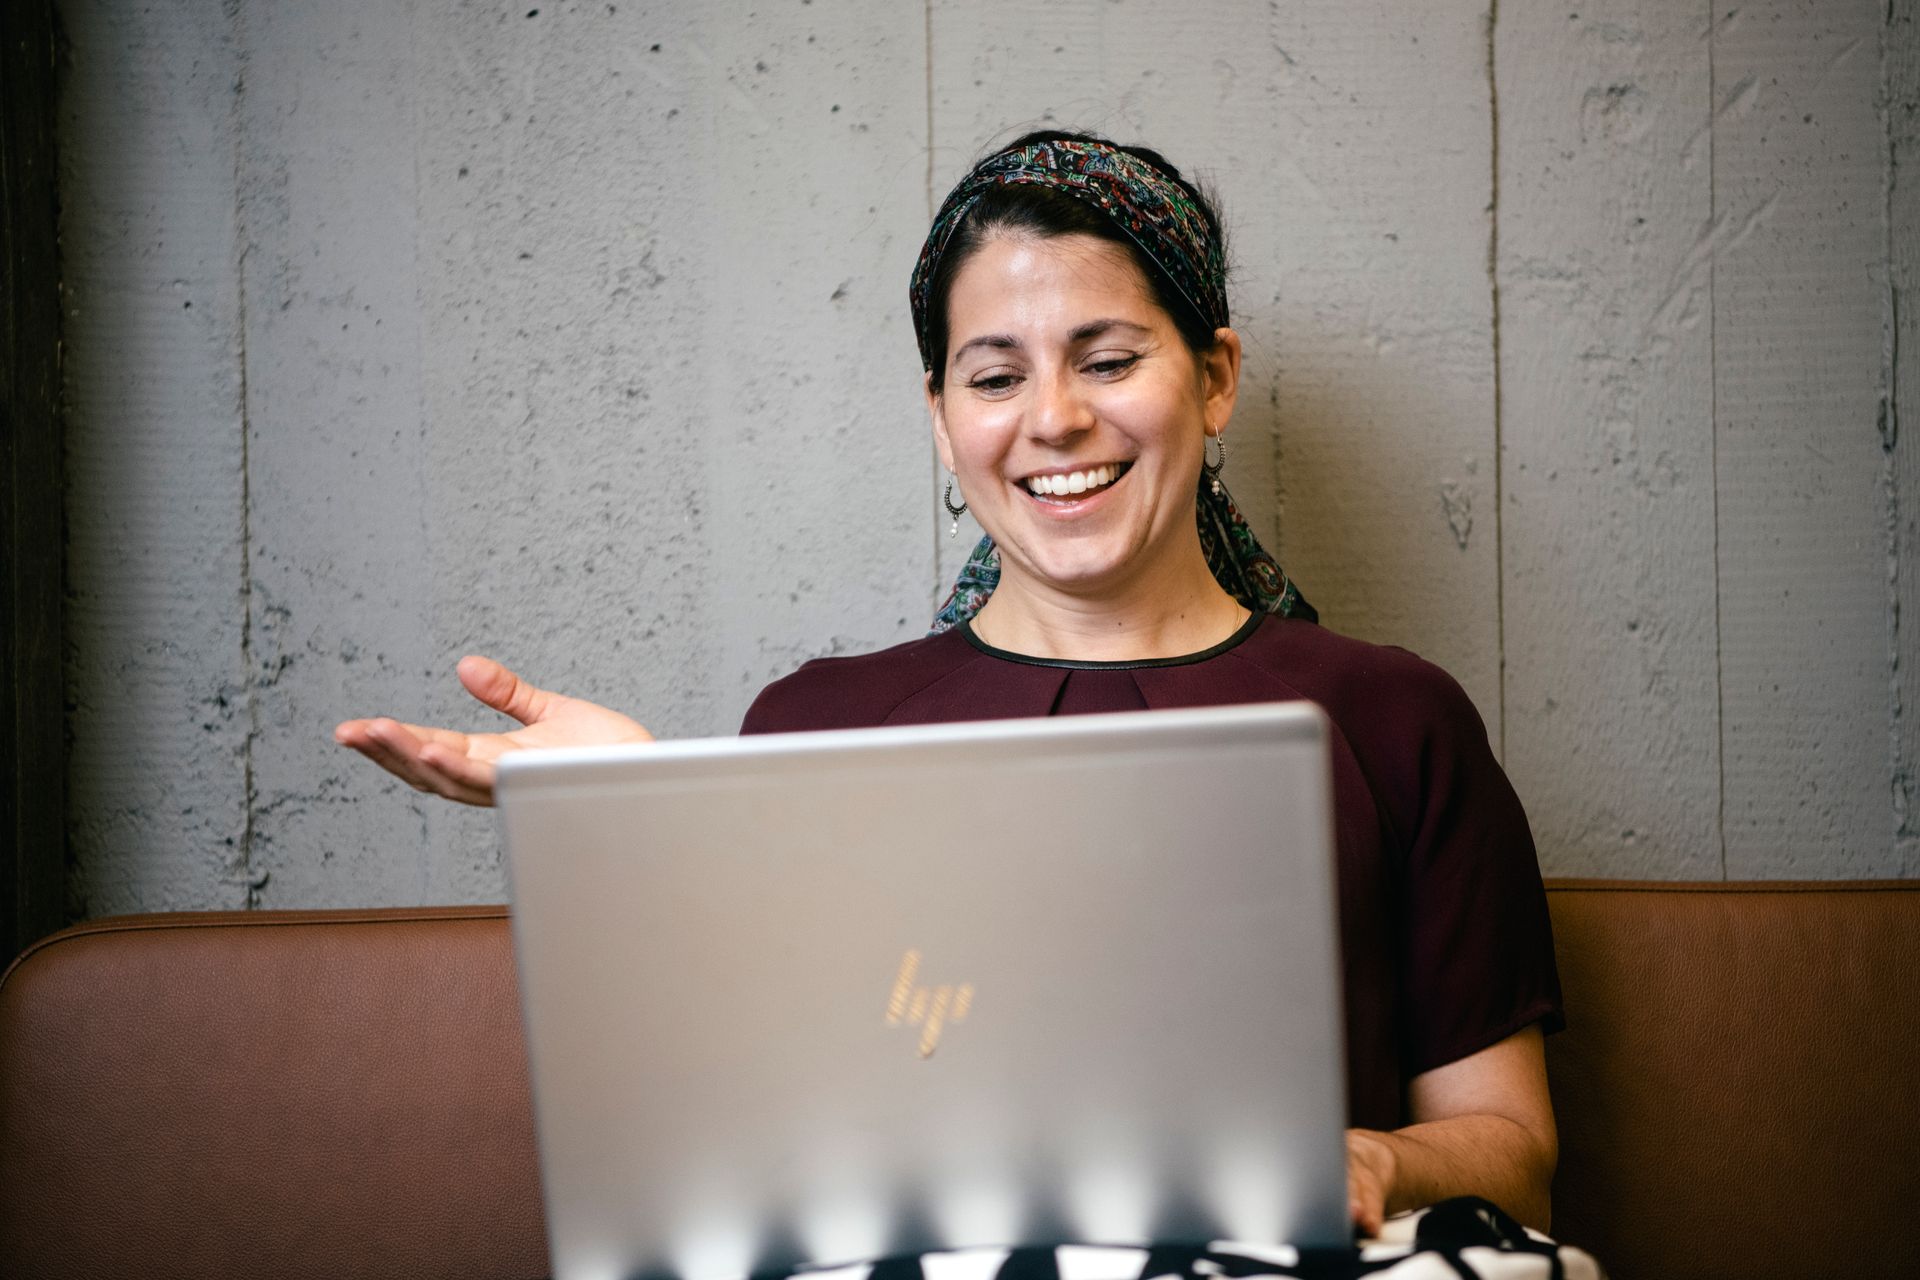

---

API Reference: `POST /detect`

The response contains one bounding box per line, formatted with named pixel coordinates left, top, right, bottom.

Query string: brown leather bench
left=2, top=883, right=1915, bottom=1279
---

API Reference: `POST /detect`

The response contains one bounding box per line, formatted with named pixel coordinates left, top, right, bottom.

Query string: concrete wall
left=57, top=0, right=1918, bottom=916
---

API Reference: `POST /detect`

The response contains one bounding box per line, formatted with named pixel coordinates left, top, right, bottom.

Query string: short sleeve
left=1389, top=663, right=1564, bottom=1076
left=739, top=677, right=807, bottom=735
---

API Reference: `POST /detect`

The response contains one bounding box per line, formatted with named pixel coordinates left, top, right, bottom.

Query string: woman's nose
left=1027, top=368, right=1094, bottom=442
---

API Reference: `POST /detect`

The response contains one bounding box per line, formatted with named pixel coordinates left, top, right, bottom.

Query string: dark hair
left=923, top=130, right=1230, bottom=395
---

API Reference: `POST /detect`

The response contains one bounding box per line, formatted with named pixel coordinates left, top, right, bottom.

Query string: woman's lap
left=772, top=1200, right=1604, bottom=1280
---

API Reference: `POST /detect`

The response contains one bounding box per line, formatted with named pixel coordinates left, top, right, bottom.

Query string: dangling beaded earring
left=1203, top=431, right=1227, bottom=497
left=943, top=471, right=968, bottom=538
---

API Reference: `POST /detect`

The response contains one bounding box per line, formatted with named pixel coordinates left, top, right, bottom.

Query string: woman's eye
left=1085, top=354, right=1141, bottom=377
left=967, top=372, right=1021, bottom=394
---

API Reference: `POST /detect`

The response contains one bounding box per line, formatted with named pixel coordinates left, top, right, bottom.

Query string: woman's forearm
left=1352, top=1112, right=1556, bottom=1232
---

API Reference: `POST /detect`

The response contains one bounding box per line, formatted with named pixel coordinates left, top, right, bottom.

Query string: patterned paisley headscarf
left=913, top=135, right=1315, bottom=633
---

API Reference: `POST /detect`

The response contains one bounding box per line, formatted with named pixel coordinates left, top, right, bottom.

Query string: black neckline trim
left=958, top=609, right=1264, bottom=670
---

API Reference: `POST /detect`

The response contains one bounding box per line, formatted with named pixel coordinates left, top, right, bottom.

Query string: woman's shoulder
left=739, top=628, right=982, bottom=734
left=1236, top=615, right=1485, bottom=737
left=1233, top=615, right=1504, bottom=826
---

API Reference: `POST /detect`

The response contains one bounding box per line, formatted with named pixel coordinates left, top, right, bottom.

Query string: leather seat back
left=1544, top=881, right=1920, bottom=1280
left=5, top=885, right=1917, bottom=1279
left=0, top=907, right=547, bottom=1280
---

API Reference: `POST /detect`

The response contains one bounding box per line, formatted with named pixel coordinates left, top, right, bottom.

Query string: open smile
left=1019, top=461, right=1133, bottom=505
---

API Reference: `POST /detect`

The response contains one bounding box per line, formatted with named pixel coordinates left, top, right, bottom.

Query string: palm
left=335, top=656, right=651, bottom=806
left=446, top=693, right=647, bottom=761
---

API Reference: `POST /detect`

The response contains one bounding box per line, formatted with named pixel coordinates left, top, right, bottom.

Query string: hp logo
left=885, top=949, right=973, bottom=1058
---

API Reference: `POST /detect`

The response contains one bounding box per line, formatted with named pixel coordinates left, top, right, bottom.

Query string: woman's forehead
left=946, top=232, right=1162, bottom=331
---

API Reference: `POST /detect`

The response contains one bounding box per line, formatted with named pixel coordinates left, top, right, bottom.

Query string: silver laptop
left=497, top=703, right=1350, bottom=1280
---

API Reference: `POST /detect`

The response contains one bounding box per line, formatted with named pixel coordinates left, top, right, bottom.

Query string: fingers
left=335, top=657, right=560, bottom=803
left=1345, top=1129, right=1391, bottom=1239
left=334, top=717, right=427, bottom=790
left=1348, top=1186, right=1385, bottom=1239
left=335, top=718, right=433, bottom=790
left=416, top=739, right=498, bottom=803
left=457, top=655, right=555, bottom=727
left=335, top=717, right=495, bottom=807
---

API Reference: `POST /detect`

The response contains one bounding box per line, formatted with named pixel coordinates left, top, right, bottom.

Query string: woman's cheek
left=954, top=404, right=1022, bottom=472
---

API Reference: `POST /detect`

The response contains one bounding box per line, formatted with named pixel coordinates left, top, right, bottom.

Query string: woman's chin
left=996, top=539, right=1140, bottom=597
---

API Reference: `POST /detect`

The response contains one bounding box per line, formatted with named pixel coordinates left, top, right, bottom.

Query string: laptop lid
left=498, top=702, right=1350, bottom=1280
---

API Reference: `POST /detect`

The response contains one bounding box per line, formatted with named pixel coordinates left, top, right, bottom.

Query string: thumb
left=456, top=655, right=554, bottom=726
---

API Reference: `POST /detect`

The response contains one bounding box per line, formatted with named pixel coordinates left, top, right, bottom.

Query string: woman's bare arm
left=1345, top=1023, right=1557, bottom=1235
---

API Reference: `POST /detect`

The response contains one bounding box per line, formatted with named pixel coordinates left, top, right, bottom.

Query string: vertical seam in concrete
left=229, top=10, right=261, bottom=908
left=924, top=0, right=942, bottom=608
left=1485, top=0, right=1507, bottom=761
left=1883, top=0, right=1907, bottom=846
left=1708, top=0, right=1729, bottom=879
left=924, top=0, right=936, bottom=223
left=1265, top=2, right=1286, bottom=567
left=409, top=4, right=432, bottom=904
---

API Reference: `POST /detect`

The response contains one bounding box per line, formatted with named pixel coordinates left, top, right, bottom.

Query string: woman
left=337, top=131, right=1563, bottom=1244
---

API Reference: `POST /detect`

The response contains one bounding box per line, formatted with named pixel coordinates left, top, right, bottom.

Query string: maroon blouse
left=740, top=613, right=1563, bottom=1131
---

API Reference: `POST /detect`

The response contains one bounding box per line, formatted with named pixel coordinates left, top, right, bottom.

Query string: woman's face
left=928, top=232, right=1239, bottom=599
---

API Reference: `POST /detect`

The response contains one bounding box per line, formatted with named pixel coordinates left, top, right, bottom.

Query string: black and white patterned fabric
left=780, top=1201, right=1603, bottom=1280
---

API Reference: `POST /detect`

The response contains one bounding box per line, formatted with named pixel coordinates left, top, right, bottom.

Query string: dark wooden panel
left=1, top=0, right=66, bottom=961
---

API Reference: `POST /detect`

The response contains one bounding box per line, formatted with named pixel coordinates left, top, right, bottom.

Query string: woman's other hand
left=1344, top=1128, right=1398, bottom=1238
left=334, top=655, right=652, bottom=806
left=1342, top=1025, right=1557, bottom=1238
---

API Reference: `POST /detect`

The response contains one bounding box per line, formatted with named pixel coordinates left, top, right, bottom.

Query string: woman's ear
left=1202, top=327, right=1243, bottom=437
left=926, top=371, right=956, bottom=473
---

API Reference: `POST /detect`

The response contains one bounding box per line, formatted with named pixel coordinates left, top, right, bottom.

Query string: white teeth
left=1025, top=465, right=1124, bottom=498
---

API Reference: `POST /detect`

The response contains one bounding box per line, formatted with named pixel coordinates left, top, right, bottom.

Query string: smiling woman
left=932, top=232, right=1244, bottom=658
left=912, top=134, right=1312, bottom=649
left=335, top=131, right=1567, bottom=1261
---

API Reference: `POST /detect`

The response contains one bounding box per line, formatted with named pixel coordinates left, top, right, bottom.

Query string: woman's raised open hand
left=334, top=655, right=652, bottom=807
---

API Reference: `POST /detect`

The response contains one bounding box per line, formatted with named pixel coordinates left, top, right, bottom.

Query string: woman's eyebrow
left=951, top=333, right=1020, bottom=362
left=1068, top=318, right=1152, bottom=342
left=953, top=318, right=1152, bottom=363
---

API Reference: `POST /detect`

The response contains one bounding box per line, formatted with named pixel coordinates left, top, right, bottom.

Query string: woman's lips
left=1019, top=461, right=1133, bottom=508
